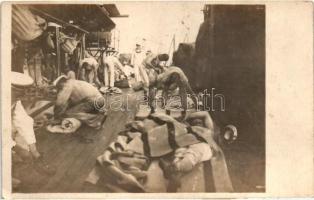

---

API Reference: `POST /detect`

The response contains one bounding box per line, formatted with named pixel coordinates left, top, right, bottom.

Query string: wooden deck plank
left=58, top=117, right=122, bottom=192
left=68, top=92, right=139, bottom=192
left=56, top=138, right=101, bottom=192
left=52, top=90, right=139, bottom=192
left=37, top=124, right=97, bottom=192
left=38, top=139, right=84, bottom=192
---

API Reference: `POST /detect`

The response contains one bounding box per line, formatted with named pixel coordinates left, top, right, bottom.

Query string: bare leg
left=148, top=87, right=156, bottom=113
left=162, top=85, right=169, bottom=109
left=104, top=64, right=109, bottom=87
left=139, top=65, right=152, bottom=112
left=185, top=81, right=198, bottom=109
left=108, top=63, right=115, bottom=88
left=179, top=85, right=188, bottom=118
left=139, top=64, right=150, bottom=88
left=170, top=73, right=188, bottom=118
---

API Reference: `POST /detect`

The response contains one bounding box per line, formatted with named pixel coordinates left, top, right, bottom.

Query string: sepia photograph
left=8, top=1, right=266, bottom=194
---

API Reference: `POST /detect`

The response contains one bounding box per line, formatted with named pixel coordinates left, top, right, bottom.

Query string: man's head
left=157, top=54, right=169, bottom=62
left=53, top=75, right=68, bottom=90
left=11, top=71, right=34, bottom=103
left=82, top=62, right=92, bottom=71
left=135, top=44, right=142, bottom=53
left=123, top=60, right=128, bottom=65
left=151, top=54, right=169, bottom=69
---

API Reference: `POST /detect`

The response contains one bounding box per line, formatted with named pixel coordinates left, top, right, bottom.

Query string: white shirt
left=131, top=51, right=146, bottom=67
left=12, top=100, right=36, bottom=145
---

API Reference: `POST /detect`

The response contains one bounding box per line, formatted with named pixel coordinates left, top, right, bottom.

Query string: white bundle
left=47, top=118, right=81, bottom=134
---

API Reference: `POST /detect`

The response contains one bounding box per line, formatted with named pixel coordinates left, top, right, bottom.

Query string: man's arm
left=54, top=83, right=73, bottom=117
left=78, top=67, right=86, bottom=81
left=161, top=84, right=169, bottom=108
left=114, top=59, right=127, bottom=76
left=130, top=53, right=135, bottom=66
left=155, top=64, right=165, bottom=74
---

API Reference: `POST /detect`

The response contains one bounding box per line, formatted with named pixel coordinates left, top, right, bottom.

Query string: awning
left=28, top=4, right=117, bottom=32
left=100, top=4, right=129, bottom=18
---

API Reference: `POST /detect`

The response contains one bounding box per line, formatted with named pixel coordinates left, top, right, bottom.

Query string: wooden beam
left=29, top=101, right=55, bottom=118
left=111, top=15, right=129, bottom=18
left=81, top=33, right=86, bottom=59
left=29, top=7, right=89, bottom=34
left=55, top=26, right=61, bottom=77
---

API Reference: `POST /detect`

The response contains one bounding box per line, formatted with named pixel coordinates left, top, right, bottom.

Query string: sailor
left=78, top=56, right=101, bottom=87
left=101, top=54, right=127, bottom=89
left=157, top=66, right=198, bottom=118
left=140, top=53, right=170, bottom=113
left=131, top=43, right=146, bottom=83
left=52, top=75, right=106, bottom=130
left=11, top=71, right=56, bottom=184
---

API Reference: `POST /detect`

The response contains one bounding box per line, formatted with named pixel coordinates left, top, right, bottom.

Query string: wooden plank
left=35, top=126, right=95, bottom=192
left=74, top=92, right=138, bottom=192
left=55, top=26, right=61, bottom=77
left=38, top=127, right=91, bottom=192
left=29, top=102, right=54, bottom=118
left=37, top=130, right=77, bottom=163
left=56, top=125, right=112, bottom=192
left=56, top=91, right=138, bottom=192
left=81, top=34, right=86, bottom=59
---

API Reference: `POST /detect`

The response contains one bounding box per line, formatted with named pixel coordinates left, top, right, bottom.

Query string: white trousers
left=12, top=101, right=36, bottom=149
left=104, top=63, right=115, bottom=87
